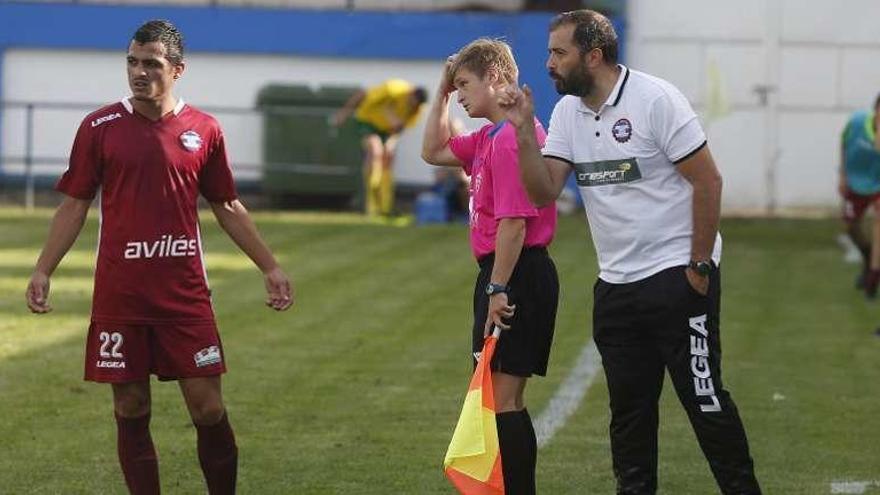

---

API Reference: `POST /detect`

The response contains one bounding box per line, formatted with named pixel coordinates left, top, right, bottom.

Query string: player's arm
left=26, top=195, right=91, bottom=313
left=332, top=90, right=366, bottom=127
left=421, top=58, right=462, bottom=168
left=676, top=145, right=723, bottom=293
left=485, top=218, right=525, bottom=334
left=498, top=85, right=570, bottom=207
left=209, top=199, right=294, bottom=311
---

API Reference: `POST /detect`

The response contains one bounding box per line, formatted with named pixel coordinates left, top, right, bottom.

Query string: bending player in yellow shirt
left=334, top=79, right=428, bottom=217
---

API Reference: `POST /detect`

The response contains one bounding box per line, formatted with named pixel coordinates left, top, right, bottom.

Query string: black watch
left=688, top=260, right=715, bottom=277
left=485, top=283, right=509, bottom=296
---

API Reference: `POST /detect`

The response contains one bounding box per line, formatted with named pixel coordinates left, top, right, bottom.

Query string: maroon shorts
left=842, top=189, right=880, bottom=223
left=84, top=320, right=227, bottom=383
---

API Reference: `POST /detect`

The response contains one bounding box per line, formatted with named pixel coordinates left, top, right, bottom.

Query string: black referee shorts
left=472, top=246, right=559, bottom=377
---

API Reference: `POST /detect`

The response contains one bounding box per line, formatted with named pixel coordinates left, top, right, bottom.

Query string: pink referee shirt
left=449, top=119, right=556, bottom=259
left=56, top=98, right=237, bottom=325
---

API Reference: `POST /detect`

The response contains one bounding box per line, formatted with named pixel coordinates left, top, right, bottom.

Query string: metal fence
left=0, top=100, right=354, bottom=210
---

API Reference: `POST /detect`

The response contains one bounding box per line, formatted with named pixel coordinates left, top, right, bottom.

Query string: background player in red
left=24, top=19, right=293, bottom=494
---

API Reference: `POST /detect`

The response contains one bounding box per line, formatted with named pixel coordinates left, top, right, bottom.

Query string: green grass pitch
left=0, top=208, right=878, bottom=493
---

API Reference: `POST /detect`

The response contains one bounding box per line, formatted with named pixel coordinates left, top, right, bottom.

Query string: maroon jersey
left=57, top=98, right=237, bottom=325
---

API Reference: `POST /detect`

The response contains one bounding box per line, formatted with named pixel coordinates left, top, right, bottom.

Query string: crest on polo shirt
left=612, top=118, right=633, bottom=143
left=179, top=130, right=203, bottom=152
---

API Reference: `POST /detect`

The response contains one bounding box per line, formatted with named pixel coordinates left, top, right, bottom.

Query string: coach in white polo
left=499, top=10, right=762, bottom=495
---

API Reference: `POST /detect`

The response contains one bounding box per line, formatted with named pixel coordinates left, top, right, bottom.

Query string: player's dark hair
left=132, top=20, right=184, bottom=66
left=549, top=9, right=618, bottom=64
left=413, top=87, right=428, bottom=105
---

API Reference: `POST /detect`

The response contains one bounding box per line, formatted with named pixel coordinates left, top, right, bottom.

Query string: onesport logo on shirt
left=574, top=158, right=642, bottom=187
left=124, top=234, right=198, bottom=259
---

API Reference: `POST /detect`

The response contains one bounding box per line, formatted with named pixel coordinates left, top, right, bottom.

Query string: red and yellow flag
left=443, top=327, right=504, bottom=495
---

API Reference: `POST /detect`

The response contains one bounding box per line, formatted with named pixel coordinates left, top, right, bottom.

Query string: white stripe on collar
left=121, top=97, right=186, bottom=115
left=173, top=97, right=186, bottom=115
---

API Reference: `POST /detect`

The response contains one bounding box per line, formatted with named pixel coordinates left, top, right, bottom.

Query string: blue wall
left=0, top=3, right=625, bottom=168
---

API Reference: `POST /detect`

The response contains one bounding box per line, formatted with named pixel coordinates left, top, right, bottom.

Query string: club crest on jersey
left=612, top=118, right=633, bottom=143
left=180, top=130, right=203, bottom=152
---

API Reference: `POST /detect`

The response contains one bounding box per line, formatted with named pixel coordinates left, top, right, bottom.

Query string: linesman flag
left=443, top=326, right=504, bottom=495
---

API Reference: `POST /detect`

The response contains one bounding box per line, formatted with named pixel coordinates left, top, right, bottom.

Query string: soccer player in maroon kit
left=24, top=20, right=293, bottom=494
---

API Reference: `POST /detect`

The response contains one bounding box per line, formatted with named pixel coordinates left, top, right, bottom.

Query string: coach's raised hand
left=497, top=84, right=535, bottom=129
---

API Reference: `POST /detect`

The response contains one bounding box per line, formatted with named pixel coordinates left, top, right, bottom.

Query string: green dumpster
left=257, top=84, right=363, bottom=207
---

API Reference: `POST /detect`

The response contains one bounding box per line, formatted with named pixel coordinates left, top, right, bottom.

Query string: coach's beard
left=551, top=68, right=594, bottom=98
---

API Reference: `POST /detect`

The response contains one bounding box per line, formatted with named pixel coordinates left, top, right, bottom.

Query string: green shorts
left=354, top=119, right=393, bottom=143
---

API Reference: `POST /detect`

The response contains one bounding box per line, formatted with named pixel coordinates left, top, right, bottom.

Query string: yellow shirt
left=354, top=79, right=422, bottom=134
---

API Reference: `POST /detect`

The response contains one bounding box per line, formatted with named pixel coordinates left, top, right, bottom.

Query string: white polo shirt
left=542, top=65, right=721, bottom=284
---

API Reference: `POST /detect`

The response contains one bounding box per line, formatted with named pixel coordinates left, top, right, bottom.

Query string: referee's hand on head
left=263, top=266, right=294, bottom=311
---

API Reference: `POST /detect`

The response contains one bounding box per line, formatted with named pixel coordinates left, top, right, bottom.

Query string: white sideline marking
left=830, top=480, right=880, bottom=494
left=534, top=341, right=601, bottom=449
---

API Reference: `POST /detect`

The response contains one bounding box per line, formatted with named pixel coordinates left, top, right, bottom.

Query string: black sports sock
left=520, top=408, right=538, bottom=473
left=496, top=410, right=536, bottom=495
left=859, top=244, right=871, bottom=265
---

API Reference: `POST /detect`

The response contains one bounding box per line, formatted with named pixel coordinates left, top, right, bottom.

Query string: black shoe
left=874, top=328, right=880, bottom=338
left=856, top=269, right=867, bottom=290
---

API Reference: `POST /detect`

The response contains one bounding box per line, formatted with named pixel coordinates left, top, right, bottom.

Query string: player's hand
left=497, top=84, right=535, bottom=130
left=484, top=292, right=515, bottom=337
left=26, top=271, right=52, bottom=314
left=440, top=55, right=457, bottom=96
left=685, top=267, right=709, bottom=296
left=263, top=266, right=294, bottom=311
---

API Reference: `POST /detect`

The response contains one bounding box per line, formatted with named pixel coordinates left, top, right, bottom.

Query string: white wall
left=627, top=0, right=880, bottom=212
left=1, top=49, right=478, bottom=185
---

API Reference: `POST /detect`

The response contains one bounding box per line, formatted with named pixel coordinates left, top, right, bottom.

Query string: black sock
left=859, top=244, right=871, bottom=268
left=496, top=410, right=536, bottom=495
left=521, top=408, right=537, bottom=474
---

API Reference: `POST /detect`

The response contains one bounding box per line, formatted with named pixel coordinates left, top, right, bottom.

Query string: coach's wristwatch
left=485, top=283, right=510, bottom=296
left=688, top=260, right=715, bottom=277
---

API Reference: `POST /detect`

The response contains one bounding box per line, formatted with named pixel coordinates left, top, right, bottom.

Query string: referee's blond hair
left=449, top=38, right=518, bottom=85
